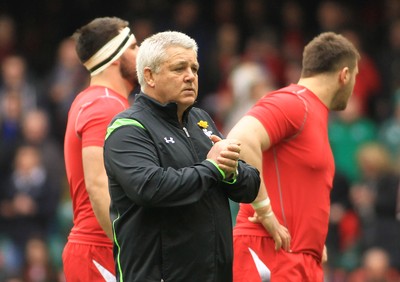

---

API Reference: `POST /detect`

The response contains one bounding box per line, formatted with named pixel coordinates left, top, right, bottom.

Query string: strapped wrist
left=251, top=197, right=271, bottom=210
left=258, top=210, right=274, bottom=219
left=206, top=159, right=226, bottom=179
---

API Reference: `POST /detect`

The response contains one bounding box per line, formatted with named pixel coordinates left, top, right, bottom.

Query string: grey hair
left=136, top=31, right=198, bottom=90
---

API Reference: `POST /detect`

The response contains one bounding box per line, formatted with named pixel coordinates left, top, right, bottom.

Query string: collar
left=134, top=92, right=195, bottom=125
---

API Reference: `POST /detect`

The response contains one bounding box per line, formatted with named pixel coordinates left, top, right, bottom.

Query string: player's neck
left=90, top=73, right=133, bottom=98
left=297, top=75, right=335, bottom=109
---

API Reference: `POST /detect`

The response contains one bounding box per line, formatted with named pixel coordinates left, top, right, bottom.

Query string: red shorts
left=233, top=235, right=323, bottom=282
left=62, top=242, right=115, bottom=282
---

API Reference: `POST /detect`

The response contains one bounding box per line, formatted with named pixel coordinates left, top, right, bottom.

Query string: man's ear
left=339, top=67, right=350, bottom=85
left=144, top=67, right=155, bottom=87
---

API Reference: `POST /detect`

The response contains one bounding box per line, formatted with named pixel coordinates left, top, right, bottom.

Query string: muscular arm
left=227, top=115, right=291, bottom=251
left=227, top=116, right=270, bottom=201
left=82, top=146, right=113, bottom=240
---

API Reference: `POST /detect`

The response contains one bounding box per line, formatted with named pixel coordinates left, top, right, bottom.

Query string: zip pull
left=183, top=127, right=190, bottom=137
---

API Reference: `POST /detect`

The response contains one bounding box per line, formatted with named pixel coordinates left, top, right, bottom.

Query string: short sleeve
left=76, top=96, right=128, bottom=148
left=246, top=92, right=307, bottom=145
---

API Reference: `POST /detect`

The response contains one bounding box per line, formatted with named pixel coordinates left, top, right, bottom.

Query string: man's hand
left=249, top=205, right=291, bottom=252
left=207, top=135, right=240, bottom=177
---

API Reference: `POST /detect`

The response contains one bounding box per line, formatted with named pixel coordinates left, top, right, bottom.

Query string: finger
left=248, top=216, right=259, bottom=223
left=227, top=143, right=241, bottom=153
left=217, top=156, right=238, bottom=168
left=279, top=230, right=288, bottom=251
left=283, top=230, right=291, bottom=251
left=217, top=160, right=237, bottom=170
left=217, top=158, right=239, bottom=169
left=210, top=135, right=222, bottom=143
left=274, top=235, right=282, bottom=251
left=228, top=139, right=241, bottom=146
left=282, top=235, right=290, bottom=251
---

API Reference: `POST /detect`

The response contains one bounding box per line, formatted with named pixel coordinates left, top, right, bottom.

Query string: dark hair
left=301, top=32, right=360, bottom=78
left=73, top=17, right=129, bottom=63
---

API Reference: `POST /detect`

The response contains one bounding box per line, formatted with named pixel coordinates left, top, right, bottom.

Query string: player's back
left=64, top=86, right=128, bottom=246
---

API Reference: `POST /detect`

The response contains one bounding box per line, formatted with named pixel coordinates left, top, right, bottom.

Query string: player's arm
left=227, top=115, right=291, bottom=251
left=82, top=146, right=113, bottom=240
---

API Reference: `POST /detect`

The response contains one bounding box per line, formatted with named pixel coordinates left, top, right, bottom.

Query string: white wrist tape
left=251, top=197, right=271, bottom=210
left=259, top=210, right=274, bottom=218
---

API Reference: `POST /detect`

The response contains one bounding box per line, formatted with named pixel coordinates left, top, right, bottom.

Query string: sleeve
left=104, top=124, right=227, bottom=208
left=77, top=97, right=127, bottom=148
left=219, top=160, right=260, bottom=203
left=247, top=92, right=307, bottom=146
left=195, top=108, right=260, bottom=203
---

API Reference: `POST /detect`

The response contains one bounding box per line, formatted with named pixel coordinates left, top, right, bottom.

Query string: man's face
left=332, top=64, right=359, bottom=111
left=120, top=41, right=139, bottom=88
left=152, top=46, right=199, bottom=113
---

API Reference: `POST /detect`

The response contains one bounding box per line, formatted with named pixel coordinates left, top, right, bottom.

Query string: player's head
left=73, top=17, right=136, bottom=76
left=301, top=32, right=360, bottom=78
left=301, top=32, right=360, bottom=111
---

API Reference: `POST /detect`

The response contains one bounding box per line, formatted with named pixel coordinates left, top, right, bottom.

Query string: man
left=103, top=31, right=260, bottom=281
left=228, top=32, right=360, bottom=281
left=62, top=17, right=139, bottom=281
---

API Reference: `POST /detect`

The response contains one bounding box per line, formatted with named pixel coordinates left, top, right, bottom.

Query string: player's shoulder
left=257, top=84, right=306, bottom=108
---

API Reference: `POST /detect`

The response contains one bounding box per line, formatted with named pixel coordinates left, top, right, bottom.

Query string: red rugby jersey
left=64, top=86, right=129, bottom=246
left=234, top=84, right=334, bottom=261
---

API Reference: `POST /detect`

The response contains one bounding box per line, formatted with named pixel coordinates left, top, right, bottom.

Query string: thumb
left=210, top=135, right=222, bottom=143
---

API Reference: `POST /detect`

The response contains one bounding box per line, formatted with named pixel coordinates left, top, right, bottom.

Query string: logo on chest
left=164, top=137, right=175, bottom=144
left=197, top=120, right=213, bottom=137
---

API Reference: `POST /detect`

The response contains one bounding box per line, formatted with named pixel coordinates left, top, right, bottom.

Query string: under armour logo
left=164, top=137, right=175, bottom=143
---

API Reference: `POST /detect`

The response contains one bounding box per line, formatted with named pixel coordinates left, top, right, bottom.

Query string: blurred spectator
left=376, top=18, right=400, bottom=122
left=168, top=0, right=213, bottom=99
left=0, top=55, right=38, bottom=176
left=0, top=235, right=20, bottom=280
left=397, top=183, right=400, bottom=222
left=212, top=23, right=241, bottom=87
left=0, top=54, right=40, bottom=179
left=0, top=145, right=60, bottom=273
left=213, top=0, right=237, bottom=25
left=200, top=22, right=242, bottom=125
left=283, top=58, right=302, bottom=85
left=341, top=27, right=382, bottom=119
left=127, top=18, right=155, bottom=105
left=329, top=95, right=378, bottom=184
left=19, top=109, right=65, bottom=205
left=0, top=55, right=39, bottom=111
left=347, top=247, right=400, bottom=282
left=241, top=0, right=268, bottom=30
left=222, top=61, right=275, bottom=134
left=22, top=236, right=59, bottom=282
left=280, top=0, right=307, bottom=62
left=239, top=0, right=279, bottom=42
left=43, top=37, right=89, bottom=145
left=382, top=0, right=400, bottom=25
left=326, top=171, right=361, bottom=272
left=0, top=15, right=16, bottom=65
left=351, top=142, right=400, bottom=269
left=131, top=17, right=155, bottom=45
left=316, top=0, right=353, bottom=33
left=0, top=93, right=22, bottom=183
left=379, top=90, right=400, bottom=167
left=241, top=27, right=286, bottom=88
